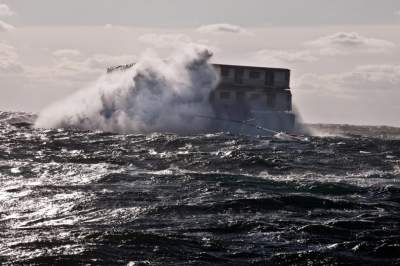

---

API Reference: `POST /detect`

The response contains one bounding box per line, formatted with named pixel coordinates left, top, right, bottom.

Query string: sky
left=1, top=0, right=400, bottom=126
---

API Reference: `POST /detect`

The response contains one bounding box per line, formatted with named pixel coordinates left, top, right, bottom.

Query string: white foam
left=35, top=44, right=218, bottom=134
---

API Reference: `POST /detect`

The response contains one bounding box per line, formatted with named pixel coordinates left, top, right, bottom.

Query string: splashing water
left=35, top=45, right=219, bottom=134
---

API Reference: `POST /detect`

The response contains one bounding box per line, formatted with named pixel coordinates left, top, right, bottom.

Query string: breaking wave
left=35, top=45, right=219, bottom=134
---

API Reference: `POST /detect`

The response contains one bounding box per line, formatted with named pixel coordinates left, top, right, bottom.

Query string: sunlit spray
left=35, top=44, right=219, bottom=134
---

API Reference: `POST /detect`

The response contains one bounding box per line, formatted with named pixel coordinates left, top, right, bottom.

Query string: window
left=265, top=71, right=274, bottom=86
left=221, top=67, right=230, bottom=77
left=234, top=69, right=244, bottom=84
left=285, top=71, right=290, bottom=82
left=236, top=91, right=245, bottom=99
left=275, top=72, right=286, bottom=84
left=220, top=91, right=231, bottom=100
left=250, top=93, right=260, bottom=100
left=249, top=71, right=260, bottom=79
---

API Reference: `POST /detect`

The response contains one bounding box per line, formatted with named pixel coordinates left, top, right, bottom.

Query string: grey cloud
left=296, top=64, right=400, bottom=93
left=16, top=52, right=137, bottom=86
left=336, top=65, right=400, bottom=91
left=138, top=33, right=192, bottom=48
left=84, top=54, right=137, bottom=70
left=306, top=32, right=395, bottom=55
left=137, top=34, right=217, bottom=52
left=254, top=32, right=395, bottom=66
left=294, top=64, right=400, bottom=126
left=197, top=24, right=250, bottom=35
left=0, top=20, right=14, bottom=31
left=52, top=49, right=82, bottom=58
left=0, top=4, right=14, bottom=17
left=256, top=49, right=319, bottom=64
left=0, top=43, right=23, bottom=74
left=37, top=53, right=138, bottom=81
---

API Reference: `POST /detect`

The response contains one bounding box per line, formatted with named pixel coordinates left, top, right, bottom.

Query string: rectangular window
left=265, top=71, right=274, bottom=86
left=275, top=71, right=286, bottom=84
left=220, top=91, right=231, bottom=100
left=249, top=71, right=260, bottom=79
left=234, top=69, right=244, bottom=84
left=221, top=67, right=230, bottom=77
left=250, top=93, right=260, bottom=100
left=236, top=91, right=245, bottom=101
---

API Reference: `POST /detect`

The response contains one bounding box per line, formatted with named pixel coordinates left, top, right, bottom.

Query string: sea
left=0, top=111, right=399, bottom=265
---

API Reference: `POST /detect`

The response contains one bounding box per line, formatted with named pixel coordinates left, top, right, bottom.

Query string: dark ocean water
left=0, top=111, right=399, bottom=265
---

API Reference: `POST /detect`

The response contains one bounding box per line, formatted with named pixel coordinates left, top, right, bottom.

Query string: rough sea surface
left=0, top=111, right=399, bottom=265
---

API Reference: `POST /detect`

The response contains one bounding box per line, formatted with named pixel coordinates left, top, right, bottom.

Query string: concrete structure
left=211, top=64, right=295, bottom=133
left=106, top=63, right=296, bottom=134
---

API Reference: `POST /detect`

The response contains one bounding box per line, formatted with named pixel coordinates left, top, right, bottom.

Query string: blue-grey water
left=0, top=111, right=399, bottom=265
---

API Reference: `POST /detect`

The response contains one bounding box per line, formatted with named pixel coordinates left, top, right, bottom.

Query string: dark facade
left=212, top=64, right=292, bottom=112
left=211, top=64, right=295, bottom=133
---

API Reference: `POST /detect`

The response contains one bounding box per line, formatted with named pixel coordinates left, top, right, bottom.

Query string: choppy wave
left=1, top=112, right=400, bottom=265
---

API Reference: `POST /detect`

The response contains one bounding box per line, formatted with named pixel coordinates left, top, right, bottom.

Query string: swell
left=1, top=113, right=400, bottom=265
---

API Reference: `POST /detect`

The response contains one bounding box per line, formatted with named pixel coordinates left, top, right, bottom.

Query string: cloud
left=253, top=32, right=394, bottom=66
left=138, top=33, right=218, bottom=54
left=0, top=4, right=14, bottom=17
left=306, top=32, right=395, bottom=55
left=57, top=54, right=136, bottom=72
left=45, top=53, right=137, bottom=81
left=0, top=4, right=15, bottom=32
left=138, top=33, right=193, bottom=48
left=256, top=49, right=319, bottom=64
left=197, top=23, right=250, bottom=35
left=103, top=24, right=129, bottom=31
left=0, top=43, right=23, bottom=74
left=0, top=20, right=14, bottom=32
left=53, top=49, right=82, bottom=58
left=17, top=52, right=137, bottom=86
left=294, top=65, right=400, bottom=126
left=297, top=64, right=400, bottom=93
left=338, top=65, right=400, bottom=90
left=396, top=10, right=400, bottom=16
left=84, top=54, right=137, bottom=70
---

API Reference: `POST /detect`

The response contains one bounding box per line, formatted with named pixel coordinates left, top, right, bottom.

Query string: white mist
left=35, top=44, right=219, bottom=134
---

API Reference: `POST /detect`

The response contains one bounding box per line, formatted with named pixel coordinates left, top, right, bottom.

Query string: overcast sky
left=1, top=0, right=400, bottom=126
left=6, top=0, right=400, bottom=26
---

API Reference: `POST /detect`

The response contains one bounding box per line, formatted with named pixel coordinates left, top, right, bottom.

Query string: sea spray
left=35, top=44, right=219, bottom=134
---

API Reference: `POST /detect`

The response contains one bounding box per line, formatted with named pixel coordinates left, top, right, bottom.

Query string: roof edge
left=213, top=63, right=290, bottom=72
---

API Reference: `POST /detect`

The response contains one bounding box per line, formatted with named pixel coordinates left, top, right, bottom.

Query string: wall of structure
left=105, top=62, right=296, bottom=132
left=214, top=65, right=290, bottom=89
left=213, top=89, right=291, bottom=111
left=212, top=64, right=292, bottom=113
